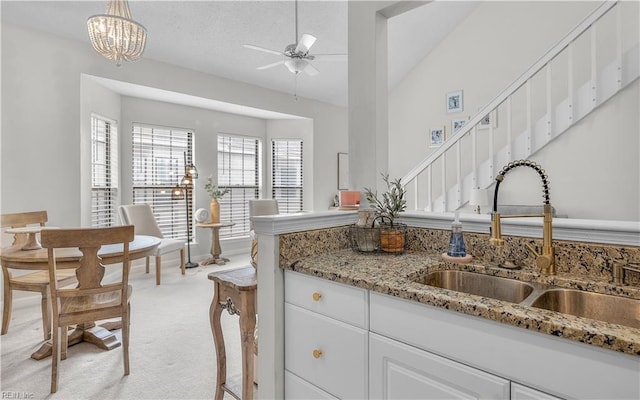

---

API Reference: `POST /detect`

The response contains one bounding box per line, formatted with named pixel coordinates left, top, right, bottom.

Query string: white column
left=348, top=2, right=391, bottom=202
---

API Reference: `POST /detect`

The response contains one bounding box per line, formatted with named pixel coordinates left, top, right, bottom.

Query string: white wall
left=1, top=24, right=348, bottom=236
left=388, top=1, right=639, bottom=221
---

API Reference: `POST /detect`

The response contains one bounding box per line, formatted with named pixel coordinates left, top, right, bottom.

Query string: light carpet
left=1, top=255, right=251, bottom=400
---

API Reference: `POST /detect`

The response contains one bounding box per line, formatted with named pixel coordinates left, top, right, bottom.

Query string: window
left=91, top=115, right=118, bottom=227
left=132, top=124, right=194, bottom=240
left=217, top=134, right=262, bottom=238
left=272, top=139, right=303, bottom=213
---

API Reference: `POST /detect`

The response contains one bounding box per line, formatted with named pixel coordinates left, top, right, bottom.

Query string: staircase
left=401, top=1, right=639, bottom=213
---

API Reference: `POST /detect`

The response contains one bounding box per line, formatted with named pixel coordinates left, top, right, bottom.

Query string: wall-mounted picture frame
left=429, top=126, right=445, bottom=148
left=446, top=90, right=463, bottom=113
left=452, top=117, right=469, bottom=134
left=478, top=109, right=498, bottom=129
left=337, top=152, right=349, bottom=190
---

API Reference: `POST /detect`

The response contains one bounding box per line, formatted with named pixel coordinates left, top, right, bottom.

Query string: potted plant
left=204, top=176, right=230, bottom=223
left=364, top=174, right=407, bottom=253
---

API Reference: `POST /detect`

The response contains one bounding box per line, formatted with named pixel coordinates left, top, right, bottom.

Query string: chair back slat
left=1, top=211, right=47, bottom=228
left=1, top=211, right=48, bottom=247
left=42, top=226, right=133, bottom=294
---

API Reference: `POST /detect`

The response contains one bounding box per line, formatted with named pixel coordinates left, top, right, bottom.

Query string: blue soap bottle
left=447, top=212, right=467, bottom=257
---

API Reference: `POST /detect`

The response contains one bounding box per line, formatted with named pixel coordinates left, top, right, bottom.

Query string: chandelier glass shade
left=87, top=0, right=147, bottom=66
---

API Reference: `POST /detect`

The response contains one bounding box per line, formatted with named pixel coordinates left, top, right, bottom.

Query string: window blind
left=91, top=115, right=118, bottom=227
left=217, top=134, right=262, bottom=238
left=132, top=124, right=194, bottom=240
left=272, top=139, right=303, bottom=213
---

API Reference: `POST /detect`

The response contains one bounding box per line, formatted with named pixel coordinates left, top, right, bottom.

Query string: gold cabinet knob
left=312, top=349, right=323, bottom=359
left=312, top=292, right=322, bottom=301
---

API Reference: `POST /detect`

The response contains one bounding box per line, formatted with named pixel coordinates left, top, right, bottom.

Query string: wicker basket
left=379, top=224, right=406, bottom=253
left=349, top=225, right=381, bottom=252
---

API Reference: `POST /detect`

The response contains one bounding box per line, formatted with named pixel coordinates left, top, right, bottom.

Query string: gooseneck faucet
left=489, top=160, right=555, bottom=275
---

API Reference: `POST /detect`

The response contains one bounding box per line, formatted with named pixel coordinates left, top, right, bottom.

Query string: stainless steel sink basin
left=415, top=270, right=535, bottom=303
left=529, top=289, right=640, bottom=328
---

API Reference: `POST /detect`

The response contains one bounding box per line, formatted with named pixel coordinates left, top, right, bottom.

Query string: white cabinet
left=370, top=291, right=639, bottom=400
left=285, top=370, right=338, bottom=400
left=511, top=383, right=563, bottom=400
left=370, top=333, right=510, bottom=399
left=284, top=271, right=640, bottom=400
left=284, top=271, right=369, bottom=399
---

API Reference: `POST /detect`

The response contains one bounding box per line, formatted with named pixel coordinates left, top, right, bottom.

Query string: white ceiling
left=1, top=0, right=479, bottom=116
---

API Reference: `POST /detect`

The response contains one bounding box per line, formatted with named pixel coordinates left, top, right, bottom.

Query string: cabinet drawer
left=285, top=303, right=368, bottom=399
left=511, top=383, right=564, bottom=400
left=285, top=370, right=338, bottom=400
left=285, top=270, right=368, bottom=329
left=370, top=333, right=510, bottom=400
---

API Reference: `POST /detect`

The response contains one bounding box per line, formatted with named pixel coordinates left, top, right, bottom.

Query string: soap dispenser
left=447, top=212, right=467, bottom=257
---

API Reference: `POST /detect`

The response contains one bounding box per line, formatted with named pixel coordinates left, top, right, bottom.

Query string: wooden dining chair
left=1, top=211, right=77, bottom=340
left=41, top=225, right=135, bottom=393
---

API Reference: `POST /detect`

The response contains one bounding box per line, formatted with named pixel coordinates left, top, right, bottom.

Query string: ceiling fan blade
left=295, top=33, right=317, bottom=54
left=257, top=60, right=285, bottom=70
left=243, top=44, right=283, bottom=56
left=303, top=62, right=319, bottom=76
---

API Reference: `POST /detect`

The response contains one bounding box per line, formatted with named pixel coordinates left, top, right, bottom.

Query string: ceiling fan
left=243, top=0, right=346, bottom=76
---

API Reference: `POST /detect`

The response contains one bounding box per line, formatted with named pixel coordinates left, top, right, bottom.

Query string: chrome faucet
left=489, top=160, right=555, bottom=275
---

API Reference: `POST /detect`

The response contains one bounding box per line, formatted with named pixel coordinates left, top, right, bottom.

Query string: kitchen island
left=252, top=211, right=640, bottom=399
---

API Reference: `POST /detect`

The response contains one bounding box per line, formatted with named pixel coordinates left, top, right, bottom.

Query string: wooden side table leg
left=210, top=283, right=226, bottom=400
left=239, top=290, right=257, bottom=400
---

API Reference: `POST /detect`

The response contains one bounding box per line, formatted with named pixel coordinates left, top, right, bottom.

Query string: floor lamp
left=172, top=153, right=199, bottom=269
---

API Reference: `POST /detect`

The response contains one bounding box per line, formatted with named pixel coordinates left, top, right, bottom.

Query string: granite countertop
left=284, top=249, right=640, bottom=356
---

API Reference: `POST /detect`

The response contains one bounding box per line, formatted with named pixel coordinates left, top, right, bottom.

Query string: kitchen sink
left=529, top=289, right=640, bottom=328
left=415, top=270, right=535, bottom=303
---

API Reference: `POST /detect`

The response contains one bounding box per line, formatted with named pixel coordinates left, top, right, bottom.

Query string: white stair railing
left=401, top=1, right=637, bottom=212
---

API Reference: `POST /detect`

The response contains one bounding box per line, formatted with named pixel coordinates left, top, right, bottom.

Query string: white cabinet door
left=285, top=371, right=339, bottom=400
left=285, top=303, right=368, bottom=399
left=370, top=333, right=510, bottom=400
left=511, top=383, right=564, bottom=400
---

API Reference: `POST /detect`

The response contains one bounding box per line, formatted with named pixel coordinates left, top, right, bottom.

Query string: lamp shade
left=171, top=185, right=184, bottom=201
left=185, top=163, right=198, bottom=179
left=180, top=175, right=193, bottom=187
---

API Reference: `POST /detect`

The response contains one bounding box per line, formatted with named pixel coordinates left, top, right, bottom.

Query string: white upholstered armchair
left=118, top=204, right=186, bottom=285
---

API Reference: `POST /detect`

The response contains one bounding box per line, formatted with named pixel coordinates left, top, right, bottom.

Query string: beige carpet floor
left=1, top=255, right=252, bottom=400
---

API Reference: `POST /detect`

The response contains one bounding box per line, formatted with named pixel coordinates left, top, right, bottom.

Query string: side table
left=208, top=266, right=257, bottom=400
left=196, top=222, right=235, bottom=265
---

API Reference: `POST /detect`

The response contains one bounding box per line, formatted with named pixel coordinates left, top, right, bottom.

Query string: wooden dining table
left=0, top=234, right=160, bottom=360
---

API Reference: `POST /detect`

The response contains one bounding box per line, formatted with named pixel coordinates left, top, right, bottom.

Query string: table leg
left=21, top=232, right=42, bottom=251
left=200, top=227, right=229, bottom=266
left=239, top=290, right=256, bottom=400
left=210, top=283, right=226, bottom=400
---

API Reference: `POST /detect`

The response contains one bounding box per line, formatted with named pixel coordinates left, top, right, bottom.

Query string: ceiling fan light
left=285, top=58, right=308, bottom=74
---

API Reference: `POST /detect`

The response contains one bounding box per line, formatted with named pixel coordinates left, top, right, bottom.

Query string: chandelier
left=87, top=0, right=147, bottom=66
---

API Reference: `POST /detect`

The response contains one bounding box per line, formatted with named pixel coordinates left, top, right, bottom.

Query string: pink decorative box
left=339, top=191, right=360, bottom=210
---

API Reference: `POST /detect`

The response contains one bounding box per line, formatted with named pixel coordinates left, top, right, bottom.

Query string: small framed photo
left=446, top=90, right=463, bottom=113
left=452, top=117, right=469, bottom=134
left=478, top=109, right=498, bottom=129
left=429, top=126, right=445, bottom=148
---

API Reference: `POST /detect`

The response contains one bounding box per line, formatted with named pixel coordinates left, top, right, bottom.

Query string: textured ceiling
left=2, top=1, right=479, bottom=112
